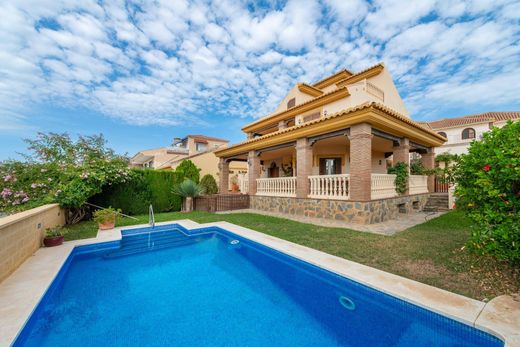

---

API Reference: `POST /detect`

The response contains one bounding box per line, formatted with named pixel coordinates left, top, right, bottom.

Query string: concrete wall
left=434, top=122, right=491, bottom=155
left=251, top=194, right=430, bottom=224
left=0, top=204, right=65, bottom=283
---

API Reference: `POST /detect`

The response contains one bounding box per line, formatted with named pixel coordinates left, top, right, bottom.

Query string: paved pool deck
left=0, top=220, right=519, bottom=346
left=218, top=209, right=446, bottom=235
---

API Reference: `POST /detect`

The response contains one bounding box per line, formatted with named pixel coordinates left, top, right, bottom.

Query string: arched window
left=287, top=98, right=295, bottom=109
left=437, top=132, right=447, bottom=138
left=462, top=128, right=476, bottom=140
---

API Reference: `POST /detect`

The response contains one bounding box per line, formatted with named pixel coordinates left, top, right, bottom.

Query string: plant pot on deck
left=98, top=220, right=116, bottom=230
left=43, top=235, right=64, bottom=247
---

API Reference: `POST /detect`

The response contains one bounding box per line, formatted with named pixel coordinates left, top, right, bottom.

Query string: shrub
left=0, top=133, right=130, bottom=223
left=410, top=159, right=425, bottom=175
left=388, top=162, right=409, bottom=194
left=175, top=160, right=200, bottom=183
left=200, top=174, right=218, bottom=195
left=172, top=179, right=205, bottom=198
left=435, top=152, right=460, bottom=186
left=455, top=121, right=520, bottom=264
left=90, top=169, right=182, bottom=215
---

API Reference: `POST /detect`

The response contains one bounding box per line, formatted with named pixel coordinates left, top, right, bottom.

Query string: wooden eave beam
left=297, top=83, right=324, bottom=97
left=336, top=65, right=384, bottom=87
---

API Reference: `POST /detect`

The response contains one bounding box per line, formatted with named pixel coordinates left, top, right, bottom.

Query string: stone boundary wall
left=0, top=204, right=65, bottom=283
left=251, top=194, right=430, bottom=224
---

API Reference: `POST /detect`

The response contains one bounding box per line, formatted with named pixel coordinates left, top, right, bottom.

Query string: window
left=319, top=158, right=342, bottom=175
left=462, top=128, right=476, bottom=140
left=287, top=98, right=295, bottom=109
left=196, top=142, right=207, bottom=152
left=437, top=132, right=447, bottom=138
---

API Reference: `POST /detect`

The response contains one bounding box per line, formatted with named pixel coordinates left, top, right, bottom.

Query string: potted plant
left=230, top=175, right=239, bottom=193
left=172, top=179, right=205, bottom=212
left=93, top=207, right=121, bottom=230
left=43, top=227, right=64, bottom=247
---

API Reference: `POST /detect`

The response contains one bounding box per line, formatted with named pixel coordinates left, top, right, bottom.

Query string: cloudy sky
left=1, top=0, right=519, bottom=159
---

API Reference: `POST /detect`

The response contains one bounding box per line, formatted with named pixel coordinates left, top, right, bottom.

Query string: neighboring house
left=426, top=112, right=520, bottom=155
left=215, top=63, right=446, bottom=224
left=130, top=135, right=247, bottom=188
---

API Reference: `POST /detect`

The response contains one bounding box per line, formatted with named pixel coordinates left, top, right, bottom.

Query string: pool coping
left=0, top=219, right=518, bottom=347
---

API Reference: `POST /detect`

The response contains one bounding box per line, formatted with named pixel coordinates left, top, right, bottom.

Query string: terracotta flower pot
left=98, top=220, right=115, bottom=230
left=43, top=235, right=64, bottom=247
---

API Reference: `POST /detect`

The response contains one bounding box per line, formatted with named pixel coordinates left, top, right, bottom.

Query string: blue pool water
left=14, top=224, right=503, bottom=346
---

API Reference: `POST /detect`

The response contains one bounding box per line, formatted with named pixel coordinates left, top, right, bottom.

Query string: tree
left=200, top=174, right=218, bottom=195
left=175, top=160, right=201, bottom=183
left=0, top=132, right=130, bottom=223
left=455, top=121, right=520, bottom=264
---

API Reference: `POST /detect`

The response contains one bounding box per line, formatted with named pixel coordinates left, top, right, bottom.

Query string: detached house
left=131, top=135, right=247, bottom=187
left=215, top=63, right=446, bottom=224
left=426, top=112, right=520, bottom=155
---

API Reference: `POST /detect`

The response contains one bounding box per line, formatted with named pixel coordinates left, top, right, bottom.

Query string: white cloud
left=0, top=0, right=518, bottom=131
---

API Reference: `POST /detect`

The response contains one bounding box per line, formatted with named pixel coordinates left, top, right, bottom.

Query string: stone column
left=421, top=150, right=435, bottom=193
left=248, top=151, right=261, bottom=195
left=393, top=137, right=410, bottom=195
left=296, top=138, right=312, bottom=198
left=218, top=158, right=229, bottom=194
left=349, top=123, right=373, bottom=201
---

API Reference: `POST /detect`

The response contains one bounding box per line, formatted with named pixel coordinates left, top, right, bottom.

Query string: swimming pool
left=14, top=224, right=503, bottom=346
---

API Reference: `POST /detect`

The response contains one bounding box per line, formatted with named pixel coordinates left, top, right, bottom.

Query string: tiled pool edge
left=0, top=219, right=518, bottom=347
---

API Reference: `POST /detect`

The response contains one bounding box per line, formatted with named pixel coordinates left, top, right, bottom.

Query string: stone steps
left=423, top=193, right=449, bottom=212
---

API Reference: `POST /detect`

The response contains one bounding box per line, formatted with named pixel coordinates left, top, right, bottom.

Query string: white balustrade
left=239, top=176, right=249, bottom=194
left=409, top=175, right=428, bottom=194
left=308, top=174, right=350, bottom=199
left=371, top=174, right=398, bottom=199
left=256, top=177, right=297, bottom=197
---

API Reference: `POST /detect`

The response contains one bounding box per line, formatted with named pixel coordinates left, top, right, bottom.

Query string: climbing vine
left=388, top=162, right=409, bottom=195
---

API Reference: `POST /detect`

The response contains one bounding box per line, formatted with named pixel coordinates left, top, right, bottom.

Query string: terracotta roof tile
left=427, top=112, right=520, bottom=129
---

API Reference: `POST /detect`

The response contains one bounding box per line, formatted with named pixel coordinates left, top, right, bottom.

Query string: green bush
left=455, top=121, right=520, bottom=264
left=175, top=160, right=200, bottom=183
left=90, top=169, right=182, bottom=215
left=388, top=162, right=409, bottom=194
left=200, top=174, right=218, bottom=195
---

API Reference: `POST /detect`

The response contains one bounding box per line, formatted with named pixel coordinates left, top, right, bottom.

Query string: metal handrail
left=149, top=204, right=155, bottom=228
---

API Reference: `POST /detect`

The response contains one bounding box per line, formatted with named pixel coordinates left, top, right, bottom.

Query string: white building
left=426, top=112, right=520, bottom=155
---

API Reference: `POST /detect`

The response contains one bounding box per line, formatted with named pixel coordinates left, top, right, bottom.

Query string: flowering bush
left=455, top=121, right=520, bottom=264
left=0, top=133, right=130, bottom=223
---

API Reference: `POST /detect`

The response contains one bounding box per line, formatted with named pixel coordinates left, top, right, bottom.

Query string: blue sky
left=1, top=0, right=519, bottom=160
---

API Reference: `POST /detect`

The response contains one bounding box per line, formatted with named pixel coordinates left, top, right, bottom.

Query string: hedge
left=90, top=169, right=182, bottom=215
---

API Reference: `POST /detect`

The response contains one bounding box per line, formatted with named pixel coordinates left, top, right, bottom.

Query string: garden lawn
left=61, top=210, right=519, bottom=301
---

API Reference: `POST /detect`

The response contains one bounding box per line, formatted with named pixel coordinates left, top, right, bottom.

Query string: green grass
left=61, top=210, right=519, bottom=300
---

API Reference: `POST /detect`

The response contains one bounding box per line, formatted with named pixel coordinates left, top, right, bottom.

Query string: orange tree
left=455, top=121, right=520, bottom=264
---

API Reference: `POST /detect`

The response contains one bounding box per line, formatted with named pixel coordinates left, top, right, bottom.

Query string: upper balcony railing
left=256, top=177, right=296, bottom=197
left=308, top=174, right=350, bottom=199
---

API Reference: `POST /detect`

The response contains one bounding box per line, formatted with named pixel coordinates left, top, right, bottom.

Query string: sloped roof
left=188, top=135, right=228, bottom=142
left=428, top=112, right=520, bottom=129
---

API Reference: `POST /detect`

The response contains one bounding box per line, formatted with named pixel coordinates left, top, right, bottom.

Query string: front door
left=269, top=164, right=280, bottom=178
left=319, top=157, right=342, bottom=175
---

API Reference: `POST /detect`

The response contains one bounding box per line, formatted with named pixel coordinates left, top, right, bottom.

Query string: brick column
left=393, top=137, right=410, bottom=194
left=421, top=150, right=435, bottom=193
left=248, top=151, right=261, bottom=195
left=349, top=123, right=373, bottom=201
left=218, top=158, right=229, bottom=194
left=296, top=138, right=312, bottom=198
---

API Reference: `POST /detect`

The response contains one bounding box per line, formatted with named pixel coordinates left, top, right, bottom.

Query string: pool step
left=105, top=230, right=197, bottom=259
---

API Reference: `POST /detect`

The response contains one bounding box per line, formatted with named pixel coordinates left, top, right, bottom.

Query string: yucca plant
left=172, top=179, right=205, bottom=212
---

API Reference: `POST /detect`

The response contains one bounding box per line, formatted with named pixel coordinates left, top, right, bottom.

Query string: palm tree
left=172, top=179, right=205, bottom=212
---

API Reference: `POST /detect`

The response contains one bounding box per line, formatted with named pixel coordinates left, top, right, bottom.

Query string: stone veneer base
left=250, top=194, right=431, bottom=224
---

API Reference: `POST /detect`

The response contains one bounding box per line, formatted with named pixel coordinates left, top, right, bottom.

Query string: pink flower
left=22, top=197, right=30, bottom=203
left=483, top=164, right=490, bottom=172
left=3, top=175, right=12, bottom=182
left=1, top=188, right=13, bottom=198
left=47, top=178, right=53, bottom=182
left=31, top=183, right=38, bottom=189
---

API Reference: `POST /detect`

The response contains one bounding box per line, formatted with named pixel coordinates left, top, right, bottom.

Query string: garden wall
left=0, top=204, right=65, bottom=283
left=250, top=194, right=430, bottom=224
